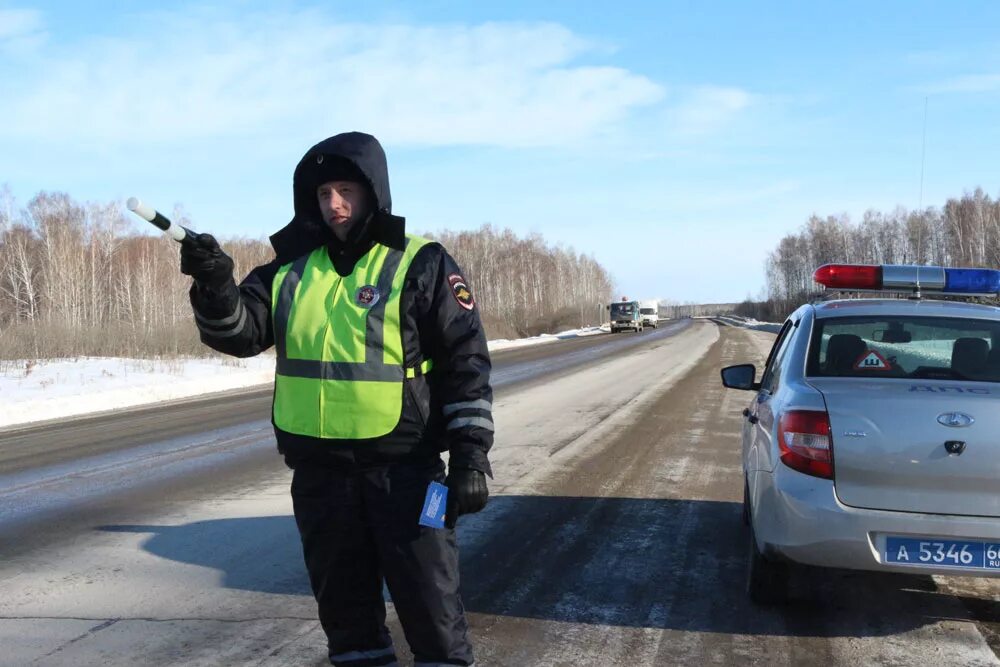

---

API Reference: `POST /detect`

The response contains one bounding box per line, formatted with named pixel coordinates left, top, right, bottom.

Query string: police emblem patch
left=355, top=285, right=380, bottom=308
left=448, top=274, right=475, bottom=311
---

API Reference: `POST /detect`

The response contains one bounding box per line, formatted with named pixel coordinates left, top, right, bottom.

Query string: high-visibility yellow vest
left=271, top=235, right=433, bottom=439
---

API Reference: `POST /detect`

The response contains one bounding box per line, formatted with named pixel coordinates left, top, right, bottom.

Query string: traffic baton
left=126, top=197, right=199, bottom=244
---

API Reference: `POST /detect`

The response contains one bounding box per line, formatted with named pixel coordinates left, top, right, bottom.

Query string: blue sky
left=3, top=1, right=1000, bottom=303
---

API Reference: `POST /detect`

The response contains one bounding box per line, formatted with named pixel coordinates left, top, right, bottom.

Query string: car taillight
left=778, top=410, right=833, bottom=479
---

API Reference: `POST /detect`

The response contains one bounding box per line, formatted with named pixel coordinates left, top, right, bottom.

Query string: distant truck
left=639, top=300, right=659, bottom=329
left=609, top=299, right=642, bottom=333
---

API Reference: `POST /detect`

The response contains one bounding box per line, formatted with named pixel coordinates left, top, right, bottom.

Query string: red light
left=813, top=264, right=882, bottom=290
left=778, top=410, right=833, bottom=479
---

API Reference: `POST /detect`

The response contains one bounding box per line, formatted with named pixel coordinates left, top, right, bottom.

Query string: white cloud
left=670, top=85, right=753, bottom=138
left=0, top=7, right=41, bottom=40
left=0, top=8, right=672, bottom=149
left=917, top=73, right=1000, bottom=94
left=903, top=49, right=965, bottom=68
left=0, top=7, right=45, bottom=54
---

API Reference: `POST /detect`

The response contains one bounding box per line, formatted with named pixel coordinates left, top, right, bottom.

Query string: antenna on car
left=919, top=97, right=928, bottom=211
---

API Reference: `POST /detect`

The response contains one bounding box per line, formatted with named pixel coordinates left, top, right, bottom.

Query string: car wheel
left=747, top=517, right=788, bottom=605
left=742, top=479, right=750, bottom=526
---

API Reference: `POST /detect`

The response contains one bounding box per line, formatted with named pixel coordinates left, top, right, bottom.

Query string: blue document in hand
left=419, top=481, right=448, bottom=529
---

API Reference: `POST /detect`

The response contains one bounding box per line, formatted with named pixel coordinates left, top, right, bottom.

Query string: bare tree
left=0, top=188, right=616, bottom=358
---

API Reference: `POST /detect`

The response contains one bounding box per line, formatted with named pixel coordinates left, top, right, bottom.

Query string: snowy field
left=0, top=325, right=610, bottom=429
left=709, top=315, right=784, bottom=334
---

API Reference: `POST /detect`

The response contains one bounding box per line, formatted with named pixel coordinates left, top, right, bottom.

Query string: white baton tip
left=167, top=225, right=187, bottom=242
left=126, top=197, right=156, bottom=222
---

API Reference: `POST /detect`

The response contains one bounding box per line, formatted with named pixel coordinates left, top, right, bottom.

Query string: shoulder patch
left=448, top=273, right=475, bottom=311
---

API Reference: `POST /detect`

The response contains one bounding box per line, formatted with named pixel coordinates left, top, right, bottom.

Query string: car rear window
left=807, top=315, right=1000, bottom=382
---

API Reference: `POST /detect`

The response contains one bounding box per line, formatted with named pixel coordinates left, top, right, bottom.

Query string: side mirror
left=721, top=364, right=760, bottom=391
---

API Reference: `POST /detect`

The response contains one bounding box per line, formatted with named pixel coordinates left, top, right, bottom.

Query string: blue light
left=943, top=268, right=1000, bottom=294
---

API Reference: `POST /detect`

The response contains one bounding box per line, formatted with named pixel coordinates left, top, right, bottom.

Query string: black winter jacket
left=189, top=133, right=493, bottom=475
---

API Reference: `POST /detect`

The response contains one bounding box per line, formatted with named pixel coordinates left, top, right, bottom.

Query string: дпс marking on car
left=911, top=385, right=991, bottom=394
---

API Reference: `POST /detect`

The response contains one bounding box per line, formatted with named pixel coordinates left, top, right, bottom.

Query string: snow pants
left=291, top=457, right=474, bottom=667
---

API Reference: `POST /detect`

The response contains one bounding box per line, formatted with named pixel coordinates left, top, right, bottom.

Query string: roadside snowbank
left=0, top=356, right=276, bottom=429
left=0, top=325, right=611, bottom=429
left=711, top=315, right=784, bottom=334
left=486, top=325, right=609, bottom=351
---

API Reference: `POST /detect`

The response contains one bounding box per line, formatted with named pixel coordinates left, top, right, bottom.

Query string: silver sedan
left=722, top=296, right=1000, bottom=604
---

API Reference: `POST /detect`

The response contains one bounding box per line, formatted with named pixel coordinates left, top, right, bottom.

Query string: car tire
left=742, top=479, right=750, bottom=526
left=747, top=517, right=788, bottom=605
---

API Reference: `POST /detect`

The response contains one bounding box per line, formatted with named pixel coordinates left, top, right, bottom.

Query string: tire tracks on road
left=462, top=325, right=1000, bottom=666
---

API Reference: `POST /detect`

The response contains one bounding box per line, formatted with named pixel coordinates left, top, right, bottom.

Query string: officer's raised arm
left=182, top=234, right=276, bottom=358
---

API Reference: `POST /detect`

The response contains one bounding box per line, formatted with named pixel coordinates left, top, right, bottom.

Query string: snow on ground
left=0, top=325, right=612, bottom=429
left=711, top=315, right=784, bottom=334
left=0, top=356, right=277, bottom=429
left=486, top=324, right=609, bottom=351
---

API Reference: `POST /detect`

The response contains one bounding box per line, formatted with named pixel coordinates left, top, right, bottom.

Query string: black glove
left=445, top=468, right=489, bottom=529
left=180, top=233, right=234, bottom=287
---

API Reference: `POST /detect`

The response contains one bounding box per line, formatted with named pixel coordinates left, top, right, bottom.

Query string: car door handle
left=742, top=408, right=759, bottom=425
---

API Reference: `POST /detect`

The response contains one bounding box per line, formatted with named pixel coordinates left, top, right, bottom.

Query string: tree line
left=427, top=226, right=613, bottom=339
left=737, top=187, right=1000, bottom=322
left=0, top=188, right=614, bottom=360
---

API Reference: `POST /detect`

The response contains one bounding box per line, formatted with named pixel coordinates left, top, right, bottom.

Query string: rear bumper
left=752, top=464, right=1000, bottom=576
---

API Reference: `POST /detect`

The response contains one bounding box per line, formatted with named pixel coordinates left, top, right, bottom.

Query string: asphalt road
left=0, top=321, right=687, bottom=476
left=3, top=320, right=1000, bottom=666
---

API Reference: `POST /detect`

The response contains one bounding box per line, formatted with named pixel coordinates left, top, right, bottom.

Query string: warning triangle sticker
left=853, top=349, right=891, bottom=371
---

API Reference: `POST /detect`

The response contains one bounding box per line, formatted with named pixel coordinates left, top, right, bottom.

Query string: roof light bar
left=813, top=264, right=1000, bottom=296
left=944, top=268, right=1000, bottom=294
left=812, top=264, right=881, bottom=290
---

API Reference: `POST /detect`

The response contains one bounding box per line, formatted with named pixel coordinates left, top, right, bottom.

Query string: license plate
left=885, top=536, right=1000, bottom=570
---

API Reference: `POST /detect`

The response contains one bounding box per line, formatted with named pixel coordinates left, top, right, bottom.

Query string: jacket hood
left=269, top=132, right=405, bottom=262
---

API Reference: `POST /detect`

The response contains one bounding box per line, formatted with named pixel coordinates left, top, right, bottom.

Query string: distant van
left=639, top=300, right=659, bottom=329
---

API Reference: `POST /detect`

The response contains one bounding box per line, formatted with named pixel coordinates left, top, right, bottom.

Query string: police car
left=721, top=264, right=1000, bottom=604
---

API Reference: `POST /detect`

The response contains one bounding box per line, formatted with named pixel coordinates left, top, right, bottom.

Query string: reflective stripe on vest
left=271, top=235, right=432, bottom=439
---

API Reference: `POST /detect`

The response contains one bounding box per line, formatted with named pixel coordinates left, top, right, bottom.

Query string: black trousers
left=291, top=457, right=474, bottom=667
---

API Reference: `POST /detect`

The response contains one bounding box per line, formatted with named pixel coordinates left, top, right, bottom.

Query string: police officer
left=180, top=132, right=493, bottom=667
